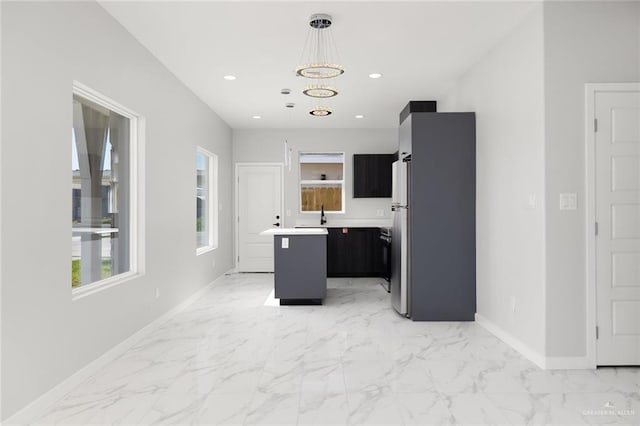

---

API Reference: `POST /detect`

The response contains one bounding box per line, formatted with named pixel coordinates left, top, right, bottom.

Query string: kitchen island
left=260, top=228, right=328, bottom=305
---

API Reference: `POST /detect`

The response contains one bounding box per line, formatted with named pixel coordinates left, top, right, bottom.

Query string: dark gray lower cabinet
left=274, top=234, right=327, bottom=304
left=327, top=227, right=382, bottom=277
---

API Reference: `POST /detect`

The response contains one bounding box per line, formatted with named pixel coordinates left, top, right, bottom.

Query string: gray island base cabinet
left=261, top=228, right=328, bottom=305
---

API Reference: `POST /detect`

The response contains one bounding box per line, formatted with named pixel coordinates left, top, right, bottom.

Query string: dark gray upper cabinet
left=353, top=154, right=394, bottom=198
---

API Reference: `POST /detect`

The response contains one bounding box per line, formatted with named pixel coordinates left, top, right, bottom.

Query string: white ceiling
left=99, top=1, right=538, bottom=129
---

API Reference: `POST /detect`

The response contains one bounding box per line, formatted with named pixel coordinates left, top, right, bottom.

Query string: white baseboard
left=545, top=356, right=594, bottom=370
left=4, top=271, right=232, bottom=425
left=475, top=313, right=546, bottom=369
left=475, top=313, right=595, bottom=370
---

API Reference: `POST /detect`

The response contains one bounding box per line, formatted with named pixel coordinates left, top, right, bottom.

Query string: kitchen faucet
left=320, top=204, right=327, bottom=225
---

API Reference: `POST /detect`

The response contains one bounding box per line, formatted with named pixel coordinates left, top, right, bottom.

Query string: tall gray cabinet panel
left=403, top=111, right=476, bottom=321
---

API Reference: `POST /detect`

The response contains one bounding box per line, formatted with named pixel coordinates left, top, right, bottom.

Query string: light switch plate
left=281, top=237, right=289, bottom=249
left=559, top=193, right=577, bottom=210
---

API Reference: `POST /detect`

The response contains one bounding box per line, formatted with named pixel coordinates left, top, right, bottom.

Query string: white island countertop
left=260, top=228, right=328, bottom=236
left=294, top=219, right=392, bottom=228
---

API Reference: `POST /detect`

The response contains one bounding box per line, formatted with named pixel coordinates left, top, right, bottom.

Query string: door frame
left=585, top=82, right=640, bottom=367
left=234, top=162, right=285, bottom=271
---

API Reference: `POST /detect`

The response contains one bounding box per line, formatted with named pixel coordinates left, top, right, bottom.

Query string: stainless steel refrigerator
left=391, top=158, right=410, bottom=316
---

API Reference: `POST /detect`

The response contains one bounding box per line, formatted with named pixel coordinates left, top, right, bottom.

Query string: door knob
left=273, top=222, right=280, bottom=227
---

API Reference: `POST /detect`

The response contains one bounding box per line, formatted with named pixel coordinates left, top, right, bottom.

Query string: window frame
left=71, top=82, right=143, bottom=300
left=196, top=147, right=218, bottom=255
left=299, top=151, right=346, bottom=214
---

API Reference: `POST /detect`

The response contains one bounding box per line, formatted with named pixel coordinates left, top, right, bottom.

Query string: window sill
left=300, top=211, right=345, bottom=215
left=196, top=246, right=217, bottom=256
left=72, top=271, right=142, bottom=301
left=300, top=180, right=343, bottom=184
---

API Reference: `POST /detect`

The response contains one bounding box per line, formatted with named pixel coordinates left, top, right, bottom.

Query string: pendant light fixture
left=309, top=106, right=332, bottom=117
left=296, top=13, right=344, bottom=116
left=303, top=85, right=338, bottom=98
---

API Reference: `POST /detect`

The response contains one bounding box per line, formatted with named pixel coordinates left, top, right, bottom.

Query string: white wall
left=232, top=128, right=397, bottom=228
left=0, top=2, right=233, bottom=419
left=0, top=1, right=4, bottom=421
left=442, top=6, right=547, bottom=357
left=543, top=1, right=640, bottom=358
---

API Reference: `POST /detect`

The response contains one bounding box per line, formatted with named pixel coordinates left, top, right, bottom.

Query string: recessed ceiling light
left=252, top=115, right=262, bottom=119
left=368, top=73, right=383, bottom=79
left=355, top=114, right=365, bottom=119
left=223, top=75, right=237, bottom=81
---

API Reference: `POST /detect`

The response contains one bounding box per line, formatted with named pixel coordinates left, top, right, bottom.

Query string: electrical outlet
left=155, top=288, right=160, bottom=299
left=376, top=209, right=385, bottom=217
left=286, top=209, right=291, bottom=217
left=527, top=194, right=536, bottom=209
left=510, top=296, right=516, bottom=314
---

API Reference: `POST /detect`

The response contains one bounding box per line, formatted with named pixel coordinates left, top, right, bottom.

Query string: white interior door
left=595, top=89, right=640, bottom=365
left=236, top=164, right=283, bottom=272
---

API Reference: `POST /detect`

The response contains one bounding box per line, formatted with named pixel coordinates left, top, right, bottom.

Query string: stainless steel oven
left=380, top=227, right=391, bottom=292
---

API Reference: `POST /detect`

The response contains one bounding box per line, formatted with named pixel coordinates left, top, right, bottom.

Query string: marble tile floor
left=27, top=274, right=639, bottom=426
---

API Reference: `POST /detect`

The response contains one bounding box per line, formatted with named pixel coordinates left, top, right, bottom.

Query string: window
left=299, top=152, right=345, bottom=213
left=71, top=84, right=139, bottom=292
left=196, top=148, right=218, bottom=253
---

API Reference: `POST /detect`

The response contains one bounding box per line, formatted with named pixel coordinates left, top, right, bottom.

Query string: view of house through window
left=299, top=152, right=345, bottom=213
left=72, top=90, right=132, bottom=289
left=197, top=148, right=218, bottom=251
